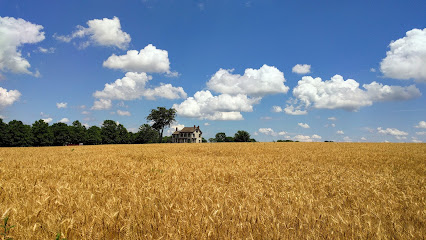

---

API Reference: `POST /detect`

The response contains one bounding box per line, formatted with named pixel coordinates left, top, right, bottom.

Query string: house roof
left=179, top=127, right=198, bottom=133
left=172, top=126, right=202, bottom=134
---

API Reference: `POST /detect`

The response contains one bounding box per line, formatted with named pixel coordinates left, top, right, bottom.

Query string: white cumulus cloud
left=117, top=110, right=131, bottom=116
left=55, top=16, right=131, bottom=49
left=290, top=75, right=420, bottom=112
left=91, top=99, right=112, bottom=110
left=377, top=127, right=408, bottom=136
left=380, top=28, right=426, bottom=82
left=59, top=118, right=69, bottom=123
left=293, top=134, right=322, bottom=142
left=292, top=64, right=311, bottom=74
left=103, top=44, right=173, bottom=74
left=42, top=118, right=53, bottom=124
left=336, top=130, right=344, bottom=135
left=283, top=105, right=307, bottom=115
left=415, top=121, right=426, bottom=129
left=56, top=102, right=67, bottom=109
left=173, top=90, right=260, bottom=121
left=298, top=122, right=310, bottom=129
left=0, top=87, right=21, bottom=108
left=0, top=16, right=45, bottom=75
left=206, top=65, right=289, bottom=96
left=272, top=106, right=282, bottom=112
left=328, top=117, right=337, bottom=121
left=93, top=72, right=186, bottom=102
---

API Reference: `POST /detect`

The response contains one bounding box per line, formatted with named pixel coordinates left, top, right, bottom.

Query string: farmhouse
left=172, top=125, right=202, bottom=143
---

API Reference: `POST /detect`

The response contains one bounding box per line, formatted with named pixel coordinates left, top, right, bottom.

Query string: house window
left=193, top=133, right=195, bottom=137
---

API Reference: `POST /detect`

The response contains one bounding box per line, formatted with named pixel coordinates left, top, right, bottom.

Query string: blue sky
left=0, top=0, right=425, bottom=142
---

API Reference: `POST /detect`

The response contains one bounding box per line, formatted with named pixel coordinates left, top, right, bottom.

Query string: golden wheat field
left=0, top=143, right=425, bottom=239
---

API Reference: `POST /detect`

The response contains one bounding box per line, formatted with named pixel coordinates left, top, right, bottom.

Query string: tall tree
left=234, top=130, right=251, bottom=142
left=215, top=132, right=226, bottom=142
left=6, top=120, right=33, bottom=147
left=70, top=120, right=87, bottom=144
left=0, top=118, right=8, bottom=147
left=146, top=107, right=176, bottom=143
left=86, top=126, right=102, bottom=145
left=51, top=122, right=71, bottom=146
left=101, top=120, right=118, bottom=144
left=116, top=124, right=130, bottom=144
left=32, top=119, right=53, bottom=146
left=135, top=124, right=158, bottom=144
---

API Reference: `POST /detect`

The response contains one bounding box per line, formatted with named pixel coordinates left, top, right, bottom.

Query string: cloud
left=283, top=105, right=307, bottom=115
left=298, top=122, right=310, bottom=129
left=117, top=110, right=131, bottom=116
left=293, top=134, right=322, bottom=142
left=380, top=28, right=426, bottom=82
left=81, top=111, right=90, bottom=115
left=331, top=123, right=336, bottom=127
left=290, top=75, right=420, bottom=112
left=416, top=131, right=426, bottom=135
left=377, top=127, right=408, bottom=136
left=415, top=121, right=426, bottom=129
left=292, top=64, right=311, bottom=74
left=56, top=102, right=67, bottom=109
left=204, top=122, right=210, bottom=126
left=370, top=68, right=376, bottom=73
left=166, top=122, right=185, bottom=135
left=328, top=117, right=337, bottom=121
left=173, top=90, right=260, bottom=120
left=59, top=118, right=69, bottom=123
left=361, top=137, right=367, bottom=141
left=343, top=136, right=352, bottom=142
left=206, top=65, right=289, bottom=97
left=337, top=130, right=344, bottom=135
left=42, top=118, right=53, bottom=124
left=103, top=44, right=173, bottom=74
left=93, top=72, right=186, bottom=102
left=258, top=128, right=276, bottom=136
left=272, top=106, right=282, bottom=112
left=0, top=87, right=21, bottom=108
left=412, top=139, right=422, bottom=143
left=91, top=99, right=112, bottom=110
left=0, top=17, right=45, bottom=75
left=36, top=47, right=55, bottom=54
left=55, top=16, right=131, bottom=49
left=258, top=128, right=287, bottom=137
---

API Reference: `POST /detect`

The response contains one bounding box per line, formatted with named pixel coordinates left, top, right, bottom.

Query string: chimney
left=176, top=127, right=178, bottom=131
left=197, top=126, right=199, bottom=129
left=194, top=125, right=196, bottom=128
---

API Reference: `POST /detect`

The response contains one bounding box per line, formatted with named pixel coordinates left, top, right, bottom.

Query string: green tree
left=101, top=120, right=118, bottom=144
left=215, top=132, right=226, bottom=142
left=86, top=126, right=102, bottom=145
left=234, top=130, right=251, bottom=142
left=208, top=138, right=216, bottom=143
left=0, top=119, right=8, bottom=147
left=51, top=122, right=71, bottom=146
left=135, top=124, right=158, bottom=144
left=32, top=119, right=53, bottom=146
left=146, top=107, right=176, bottom=143
left=6, top=120, right=33, bottom=147
left=70, top=120, right=87, bottom=144
left=202, top=137, right=207, bottom=143
left=116, top=124, right=130, bottom=144
left=225, top=136, right=234, bottom=142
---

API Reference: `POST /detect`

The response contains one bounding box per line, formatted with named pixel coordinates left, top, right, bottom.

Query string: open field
left=0, top=143, right=424, bottom=239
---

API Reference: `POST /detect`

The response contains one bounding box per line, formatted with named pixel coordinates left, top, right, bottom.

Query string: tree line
left=208, top=131, right=256, bottom=143
left=0, top=118, right=162, bottom=147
